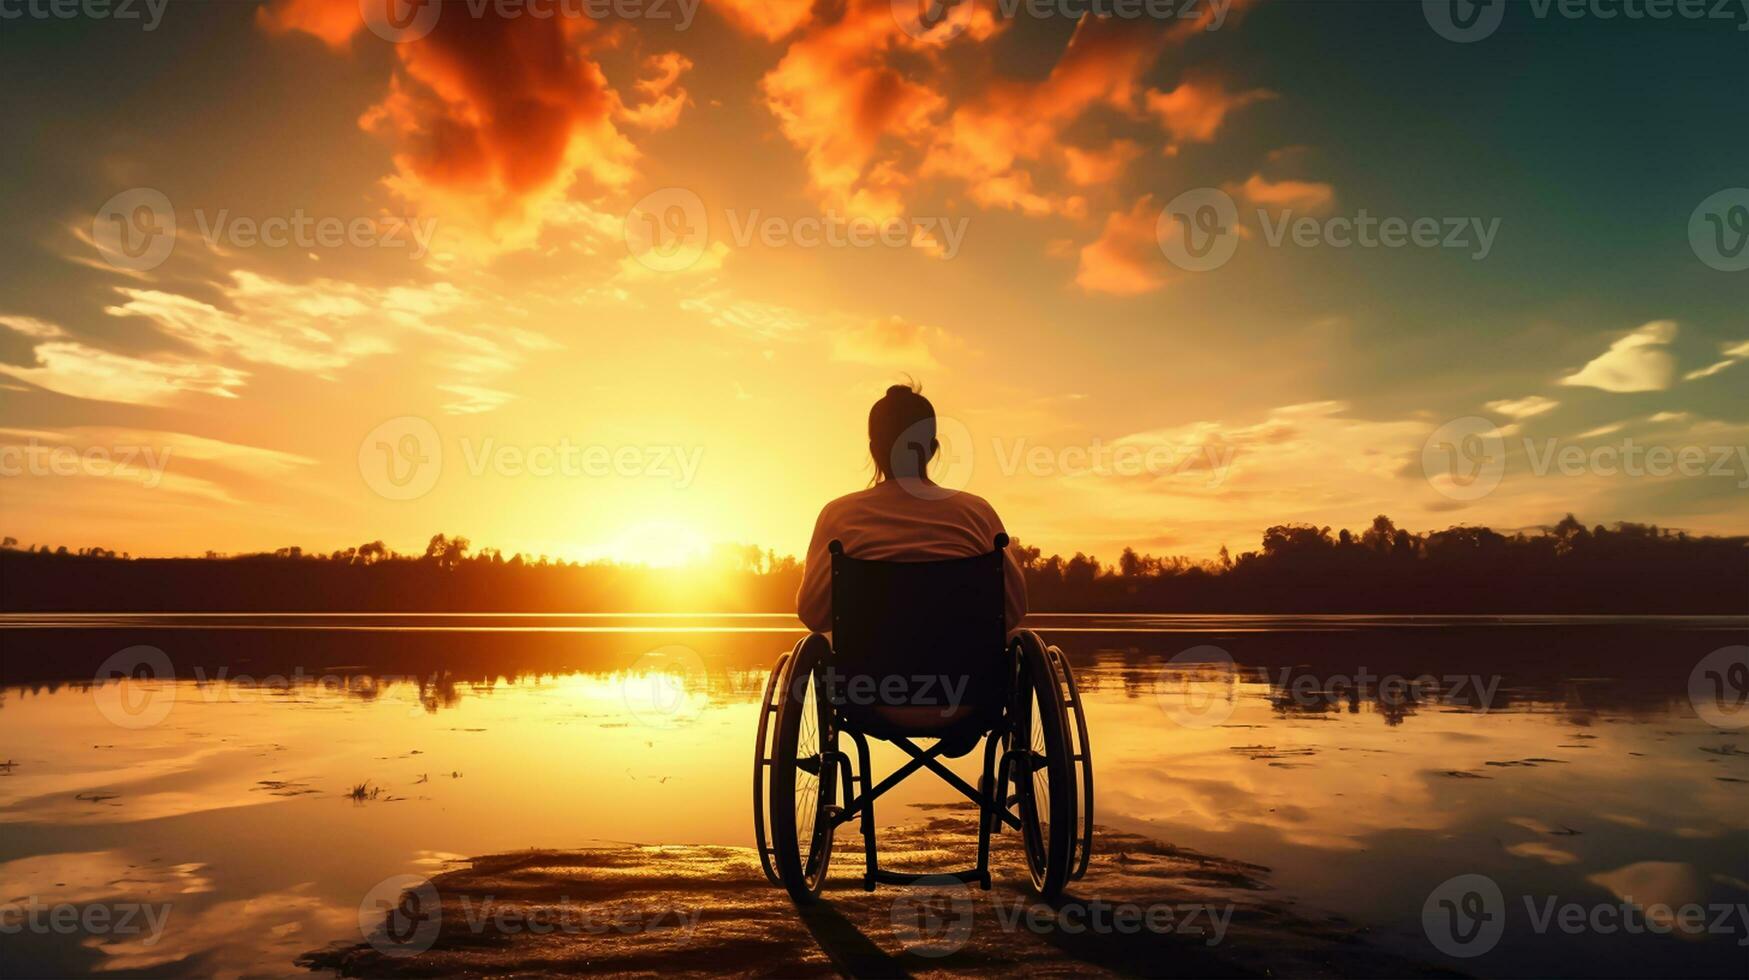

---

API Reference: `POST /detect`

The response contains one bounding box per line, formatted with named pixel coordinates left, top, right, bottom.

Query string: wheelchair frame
left=752, top=538, right=1093, bottom=903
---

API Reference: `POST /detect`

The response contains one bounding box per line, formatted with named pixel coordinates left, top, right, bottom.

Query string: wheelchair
left=752, top=534, right=1093, bottom=903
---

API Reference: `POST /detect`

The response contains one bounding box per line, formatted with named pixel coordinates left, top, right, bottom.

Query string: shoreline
left=300, top=810, right=1453, bottom=978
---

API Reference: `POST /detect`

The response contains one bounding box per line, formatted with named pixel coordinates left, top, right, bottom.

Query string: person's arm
left=1002, top=537, right=1028, bottom=632
left=796, top=506, right=835, bottom=632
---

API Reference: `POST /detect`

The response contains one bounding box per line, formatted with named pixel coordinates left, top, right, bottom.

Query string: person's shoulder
left=815, top=484, right=880, bottom=522
left=829, top=484, right=885, bottom=508
left=944, top=489, right=1004, bottom=524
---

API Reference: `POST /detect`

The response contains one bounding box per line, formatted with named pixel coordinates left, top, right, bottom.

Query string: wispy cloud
left=1559, top=320, right=1678, bottom=393
left=1485, top=395, right=1559, bottom=419
left=1682, top=338, right=1749, bottom=381
left=0, top=316, right=247, bottom=406
left=831, top=315, right=954, bottom=370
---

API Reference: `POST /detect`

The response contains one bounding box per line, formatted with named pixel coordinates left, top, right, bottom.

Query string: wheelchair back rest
left=827, top=535, right=1009, bottom=737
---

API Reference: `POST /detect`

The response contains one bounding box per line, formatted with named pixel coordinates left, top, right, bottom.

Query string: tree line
left=1, top=516, right=1743, bottom=613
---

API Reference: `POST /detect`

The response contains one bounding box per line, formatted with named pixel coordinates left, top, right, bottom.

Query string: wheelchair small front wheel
left=767, top=636, right=836, bottom=904
left=1011, top=635, right=1076, bottom=899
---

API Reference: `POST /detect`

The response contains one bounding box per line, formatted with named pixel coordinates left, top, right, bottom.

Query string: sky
left=0, top=0, right=1745, bottom=566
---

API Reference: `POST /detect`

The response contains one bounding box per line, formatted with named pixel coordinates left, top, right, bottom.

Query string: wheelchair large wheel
left=1010, top=634, right=1076, bottom=899
left=767, top=637, right=837, bottom=904
left=1047, top=644, right=1094, bottom=881
left=751, top=648, right=792, bottom=886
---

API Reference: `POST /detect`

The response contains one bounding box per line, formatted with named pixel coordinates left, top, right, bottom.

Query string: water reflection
left=0, top=615, right=1745, bottom=977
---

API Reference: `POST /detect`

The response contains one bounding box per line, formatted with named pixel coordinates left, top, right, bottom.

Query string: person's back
left=796, top=384, right=1027, bottom=633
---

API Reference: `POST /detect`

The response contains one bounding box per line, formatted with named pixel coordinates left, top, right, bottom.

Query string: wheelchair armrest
left=792, top=631, right=832, bottom=661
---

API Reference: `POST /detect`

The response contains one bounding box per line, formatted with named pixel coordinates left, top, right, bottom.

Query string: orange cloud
left=923, top=8, right=1262, bottom=216
left=832, top=315, right=954, bottom=369
left=710, top=0, right=817, bottom=42
left=752, top=0, right=1273, bottom=241
left=254, top=0, right=359, bottom=48
left=1076, top=195, right=1168, bottom=296
left=1230, top=173, right=1337, bottom=213
left=1144, top=78, right=1276, bottom=146
left=758, top=0, right=971, bottom=220
left=259, top=0, right=670, bottom=250
left=620, top=52, right=694, bottom=131
left=1063, top=140, right=1143, bottom=187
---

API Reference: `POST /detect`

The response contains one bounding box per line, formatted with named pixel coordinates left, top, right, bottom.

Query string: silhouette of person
left=796, top=382, right=1027, bottom=633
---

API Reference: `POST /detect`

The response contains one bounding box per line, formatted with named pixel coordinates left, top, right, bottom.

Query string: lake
left=2, top=614, right=1746, bottom=977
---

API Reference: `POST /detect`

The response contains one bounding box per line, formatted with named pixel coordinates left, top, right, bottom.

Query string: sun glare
left=603, top=521, right=709, bottom=568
